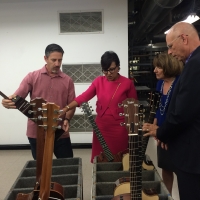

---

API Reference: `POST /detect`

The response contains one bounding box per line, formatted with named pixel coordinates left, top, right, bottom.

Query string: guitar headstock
left=41, top=103, right=61, bottom=135
left=81, top=102, right=93, bottom=117
left=148, top=91, right=160, bottom=112
left=138, top=104, right=145, bottom=129
left=122, top=98, right=139, bottom=135
left=30, top=97, right=47, bottom=125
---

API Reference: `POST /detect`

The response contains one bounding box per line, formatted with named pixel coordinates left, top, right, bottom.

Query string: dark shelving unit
left=129, top=44, right=167, bottom=103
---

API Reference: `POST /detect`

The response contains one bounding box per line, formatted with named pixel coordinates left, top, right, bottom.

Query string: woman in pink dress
left=62, top=51, right=137, bottom=162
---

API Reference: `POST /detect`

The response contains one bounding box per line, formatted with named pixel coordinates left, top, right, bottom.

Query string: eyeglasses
left=167, top=35, right=181, bottom=49
left=102, top=66, right=117, bottom=74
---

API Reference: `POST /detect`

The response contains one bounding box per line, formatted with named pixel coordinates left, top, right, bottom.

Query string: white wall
left=0, top=0, right=128, bottom=145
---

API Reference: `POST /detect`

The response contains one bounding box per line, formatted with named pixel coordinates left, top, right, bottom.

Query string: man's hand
left=62, top=119, right=70, bottom=132
left=142, top=123, right=158, bottom=137
left=157, top=139, right=168, bottom=150
left=1, top=94, right=16, bottom=109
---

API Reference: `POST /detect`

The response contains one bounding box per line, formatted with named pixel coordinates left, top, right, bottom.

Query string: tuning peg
left=120, top=122, right=125, bottom=126
left=119, top=113, right=124, bottom=116
left=55, top=109, right=63, bottom=114
left=52, top=125, right=62, bottom=130
left=29, top=117, right=37, bottom=122
left=37, top=107, right=42, bottom=111
left=118, top=103, right=123, bottom=108
left=55, top=118, right=62, bottom=121
left=30, top=103, right=36, bottom=107
left=38, top=116, right=47, bottom=121
left=28, top=110, right=37, bottom=114
left=37, top=108, right=47, bottom=112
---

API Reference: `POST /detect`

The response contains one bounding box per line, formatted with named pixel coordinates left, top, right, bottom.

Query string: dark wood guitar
left=0, top=91, right=64, bottom=140
left=141, top=91, right=160, bottom=170
left=81, top=102, right=127, bottom=162
left=16, top=103, right=64, bottom=200
left=112, top=98, right=159, bottom=200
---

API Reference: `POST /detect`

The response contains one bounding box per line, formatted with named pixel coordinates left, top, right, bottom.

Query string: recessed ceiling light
left=164, top=13, right=200, bottom=34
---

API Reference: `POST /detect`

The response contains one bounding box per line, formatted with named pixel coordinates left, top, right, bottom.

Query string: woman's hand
left=142, top=123, right=158, bottom=137
left=59, top=107, right=68, bottom=118
left=62, top=119, right=70, bottom=132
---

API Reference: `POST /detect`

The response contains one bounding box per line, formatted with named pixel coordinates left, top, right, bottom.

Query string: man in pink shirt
left=2, top=44, right=76, bottom=159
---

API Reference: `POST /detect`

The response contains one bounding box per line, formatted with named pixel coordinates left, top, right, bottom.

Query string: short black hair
left=101, top=51, right=120, bottom=70
left=45, top=43, right=64, bottom=57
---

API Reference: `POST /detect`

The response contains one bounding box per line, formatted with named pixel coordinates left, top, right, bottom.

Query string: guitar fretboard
left=141, top=111, right=155, bottom=161
left=86, top=115, right=114, bottom=162
left=81, top=101, right=114, bottom=162
left=141, top=91, right=160, bottom=162
left=130, top=134, right=142, bottom=200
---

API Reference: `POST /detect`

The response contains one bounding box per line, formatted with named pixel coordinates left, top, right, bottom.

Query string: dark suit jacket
left=157, top=46, right=200, bottom=174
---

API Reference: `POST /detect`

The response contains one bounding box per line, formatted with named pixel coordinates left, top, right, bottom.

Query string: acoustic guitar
left=81, top=102, right=128, bottom=162
left=16, top=103, right=64, bottom=200
left=0, top=90, right=64, bottom=140
left=122, top=92, right=160, bottom=171
left=141, top=91, right=160, bottom=170
left=112, top=98, right=159, bottom=200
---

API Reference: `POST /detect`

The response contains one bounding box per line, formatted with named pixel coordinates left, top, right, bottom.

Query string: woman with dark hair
left=61, top=51, right=137, bottom=162
left=151, top=52, right=183, bottom=194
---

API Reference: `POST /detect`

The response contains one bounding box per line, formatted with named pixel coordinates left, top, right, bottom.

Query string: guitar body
left=142, top=159, right=154, bottom=171
left=33, top=182, right=64, bottom=199
left=122, top=153, right=154, bottom=171
left=113, top=182, right=159, bottom=200
left=122, top=153, right=129, bottom=171
left=112, top=193, right=131, bottom=200
left=97, top=149, right=129, bottom=162
left=16, top=183, right=64, bottom=200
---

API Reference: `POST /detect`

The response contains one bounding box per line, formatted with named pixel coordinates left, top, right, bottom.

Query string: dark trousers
left=175, top=168, right=200, bottom=200
left=28, top=137, right=73, bottom=160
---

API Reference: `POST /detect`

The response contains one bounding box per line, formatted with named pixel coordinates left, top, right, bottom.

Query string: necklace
left=159, top=79, right=175, bottom=116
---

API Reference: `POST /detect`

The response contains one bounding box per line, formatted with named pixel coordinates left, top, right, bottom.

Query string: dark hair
left=101, top=51, right=120, bottom=70
left=45, top=44, right=64, bottom=57
left=153, top=52, right=183, bottom=78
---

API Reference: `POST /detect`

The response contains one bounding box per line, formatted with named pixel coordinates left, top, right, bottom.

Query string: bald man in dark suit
left=143, top=22, right=200, bottom=200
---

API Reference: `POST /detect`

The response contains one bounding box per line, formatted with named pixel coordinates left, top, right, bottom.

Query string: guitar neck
left=141, top=91, right=160, bottom=169
left=130, top=134, right=142, bottom=200
left=38, top=103, right=59, bottom=199
left=87, top=115, right=114, bottom=161
left=141, top=111, right=156, bottom=161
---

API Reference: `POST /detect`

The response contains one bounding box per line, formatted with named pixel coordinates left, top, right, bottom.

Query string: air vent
left=70, top=114, right=96, bottom=132
left=62, top=63, right=102, bottom=83
left=59, top=11, right=103, bottom=34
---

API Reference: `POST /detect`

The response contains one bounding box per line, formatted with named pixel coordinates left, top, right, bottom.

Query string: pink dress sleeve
left=75, top=82, right=96, bottom=106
